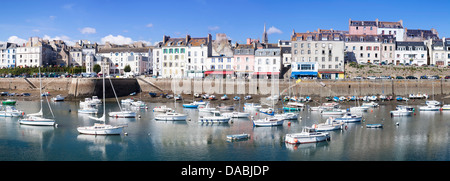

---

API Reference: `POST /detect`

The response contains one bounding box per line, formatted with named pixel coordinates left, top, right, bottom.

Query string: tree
left=124, top=65, right=131, bottom=73
left=93, top=64, right=101, bottom=74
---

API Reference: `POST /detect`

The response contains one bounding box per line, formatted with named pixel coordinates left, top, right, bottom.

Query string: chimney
left=207, top=33, right=212, bottom=44
left=163, top=35, right=170, bottom=44
left=376, top=18, right=379, bottom=27
left=399, top=20, right=403, bottom=27
left=246, top=38, right=251, bottom=44
left=185, top=34, right=190, bottom=43
left=349, top=18, right=352, bottom=26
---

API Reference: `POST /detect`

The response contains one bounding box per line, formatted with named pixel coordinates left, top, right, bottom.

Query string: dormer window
left=360, top=37, right=364, bottom=42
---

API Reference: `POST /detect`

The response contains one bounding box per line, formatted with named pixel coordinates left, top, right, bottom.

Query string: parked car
left=420, top=75, right=428, bottom=79
left=445, top=76, right=450, bottom=79
left=367, top=76, right=377, bottom=80
left=396, top=76, right=404, bottom=79
left=428, top=75, right=440, bottom=79
left=406, top=76, right=417, bottom=79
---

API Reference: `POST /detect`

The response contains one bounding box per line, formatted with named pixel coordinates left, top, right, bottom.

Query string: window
left=175, top=48, right=179, bottom=53
left=237, top=57, right=240, bottom=62
left=169, top=49, right=173, bottom=54
left=181, top=48, right=185, bottom=53
left=335, top=57, right=338, bottom=62
left=163, top=49, right=168, bottom=54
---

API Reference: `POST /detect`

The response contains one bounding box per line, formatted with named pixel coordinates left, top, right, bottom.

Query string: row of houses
left=1, top=18, right=450, bottom=79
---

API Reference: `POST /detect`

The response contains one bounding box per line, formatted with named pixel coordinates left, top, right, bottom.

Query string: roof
left=97, top=47, right=150, bottom=53
left=395, top=41, right=427, bottom=50
left=378, top=21, right=403, bottom=29
left=350, top=20, right=377, bottom=27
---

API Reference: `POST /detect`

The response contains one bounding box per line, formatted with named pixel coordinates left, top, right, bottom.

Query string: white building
left=96, top=45, right=150, bottom=76
left=0, top=43, right=17, bottom=68
left=377, top=20, right=404, bottom=42
left=395, top=41, right=427, bottom=66
left=153, top=34, right=211, bottom=78
left=254, top=47, right=281, bottom=78
left=15, top=37, right=54, bottom=67
left=428, top=38, right=450, bottom=66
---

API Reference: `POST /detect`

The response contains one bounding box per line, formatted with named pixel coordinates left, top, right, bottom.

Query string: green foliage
left=93, top=64, right=101, bottom=73
left=124, top=65, right=131, bottom=72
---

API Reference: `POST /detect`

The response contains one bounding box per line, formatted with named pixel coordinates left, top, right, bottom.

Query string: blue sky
left=0, top=0, right=449, bottom=46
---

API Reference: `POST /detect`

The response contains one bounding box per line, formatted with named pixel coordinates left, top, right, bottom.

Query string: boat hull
left=182, top=104, right=199, bottom=108
left=285, top=132, right=330, bottom=144
left=227, top=134, right=250, bottom=141
left=335, top=117, right=362, bottom=123
left=198, top=117, right=230, bottom=123
left=155, top=114, right=187, bottom=121
left=253, top=119, right=284, bottom=127
left=108, top=111, right=136, bottom=118
left=19, top=118, right=55, bottom=126
left=390, top=111, right=413, bottom=116
left=77, top=126, right=123, bottom=135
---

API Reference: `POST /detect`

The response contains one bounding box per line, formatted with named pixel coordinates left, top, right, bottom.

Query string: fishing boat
left=366, top=124, right=383, bottom=128
left=233, top=96, right=240, bottom=101
left=198, top=103, right=216, bottom=112
left=419, top=105, right=440, bottom=111
left=221, top=95, right=229, bottom=100
left=252, top=117, right=284, bottom=127
left=2, top=99, right=16, bottom=105
left=320, top=108, right=346, bottom=115
left=174, top=94, right=182, bottom=101
left=193, top=93, right=200, bottom=98
left=244, top=95, right=252, bottom=100
left=441, top=104, right=450, bottom=111
left=335, top=113, right=362, bottom=123
left=362, top=101, right=379, bottom=107
left=51, top=94, right=65, bottom=102
left=121, top=98, right=134, bottom=105
left=0, top=106, right=24, bottom=117
left=259, top=107, right=274, bottom=116
left=312, top=117, right=345, bottom=131
left=208, top=95, right=216, bottom=100
left=153, top=105, right=173, bottom=113
left=349, top=106, right=369, bottom=112
left=274, top=112, right=299, bottom=120
left=390, top=105, right=414, bottom=116
left=227, top=133, right=250, bottom=141
left=222, top=112, right=250, bottom=118
left=198, top=111, right=230, bottom=123
left=154, top=111, right=188, bottom=121
left=91, top=96, right=102, bottom=104
left=426, top=100, right=441, bottom=106
left=19, top=67, right=56, bottom=126
left=285, top=127, right=330, bottom=144
left=149, top=92, right=158, bottom=97
left=131, top=100, right=147, bottom=109
left=182, top=103, right=199, bottom=108
left=243, top=103, right=261, bottom=111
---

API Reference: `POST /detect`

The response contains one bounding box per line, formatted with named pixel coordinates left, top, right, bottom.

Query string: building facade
left=395, top=41, right=428, bottom=66
left=291, top=30, right=345, bottom=79
left=254, top=47, right=281, bottom=78
left=0, top=43, right=17, bottom=68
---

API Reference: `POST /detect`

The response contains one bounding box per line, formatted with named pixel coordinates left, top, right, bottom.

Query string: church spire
left=262, top=23, right=268, bottom=44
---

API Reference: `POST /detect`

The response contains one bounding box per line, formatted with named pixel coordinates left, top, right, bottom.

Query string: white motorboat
left=198, top=103, right=216, bottom=112
left=222, top=112, right=250, bottom=118
left=243, top=103, right=262, bottom=111
left=51, top=94, right=65, bottom=102
left=349, top=106, right=369, bottom=112
left=109, top=111, right=136, bottom=118
left=0, top=106, right=24, bottom=117
left=78, top=107, right=98, bottom=114
left=155, top=111, right=187, bottom=121
left=274, top=113, right=299, bottom=120
left=426, top=100, right=440, bottom=106
left=91, top=96, right=102, bottom=104
left=362, top=101, right=379, bottom=107
left=419, top=105, right=440, bottom=111
left=80, top=98, right=98, bottom=107
left=121, top=98, right=134, bottom=105
left=153, top=105, right=173, bottom=113
left=131, top=100, right=147, bottom=108
left=313, top=117, right=345, bottom=131
left=335, top=113, right=362, bottom=123
left=252, top=117, right=284, bottom=127
left=321, top=108, right=346, bottom=115
left=285, top=127, right=330, bottom=144
left=286, top=102, right=304, bottom=108
left=198, top=111, right=230, bottom=123
left=441, top=104, right=450, bottom=111
left=390, top=105, right=414, bottom=116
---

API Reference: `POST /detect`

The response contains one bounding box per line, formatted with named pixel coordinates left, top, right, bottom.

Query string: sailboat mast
left=102, top=62, right=106, bottom=122
left=39, top=67, right=43, bottom=112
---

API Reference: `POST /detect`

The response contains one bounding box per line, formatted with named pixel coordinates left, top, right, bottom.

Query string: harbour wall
left=1, top=77, right=449, bottom=98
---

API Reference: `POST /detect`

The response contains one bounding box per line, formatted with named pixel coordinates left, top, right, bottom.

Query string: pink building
left=349, top=18, right=378, bottom=35
left=233, top=41, right=256, bottom=78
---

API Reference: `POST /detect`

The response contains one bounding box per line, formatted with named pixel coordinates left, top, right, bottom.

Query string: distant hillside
left=345, top=63, right=450, bottom=78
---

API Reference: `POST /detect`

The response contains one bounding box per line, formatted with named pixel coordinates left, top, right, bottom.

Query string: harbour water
left=0, top=100, right=448, bottom=161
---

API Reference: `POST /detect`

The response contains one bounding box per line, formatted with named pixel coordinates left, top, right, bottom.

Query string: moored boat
left=366, top=124, right=383, bottom=128
left=335, top=113, right=362, bottom=123
left=313, top=117, right=345, bottom=131
left=252, top=117, right=284, bottom=127
left=155, top=111, right=187, bottom=121
left=285, top=127, right=330, bottom=144
left=198, top=111, right=230, bottom=123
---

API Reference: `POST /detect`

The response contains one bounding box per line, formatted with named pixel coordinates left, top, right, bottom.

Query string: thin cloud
left=80, top=27, right=97, bottom=34
left=267, top=26, right=283, bottom=35
left=146, top=23, right=154, bottom=28
left=208, top=26, right=220, bottom=31
left=101, top=35, right=133, bottom=45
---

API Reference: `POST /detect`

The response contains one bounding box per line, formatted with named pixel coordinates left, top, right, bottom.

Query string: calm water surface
left=0, top=100, right=448, bottom=161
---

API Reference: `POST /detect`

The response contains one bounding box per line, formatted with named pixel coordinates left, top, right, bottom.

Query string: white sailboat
left=0, top=106, right=24, bottom=117
left=107, top=77, right=136, bottom=118
left=19, top=67, right=56, bottom=126
left=312, top=117, right=345, bottom=131
left=77, top=63, right=124, bottom=135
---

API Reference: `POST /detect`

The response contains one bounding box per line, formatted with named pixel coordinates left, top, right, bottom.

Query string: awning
left=319, top=71, right=344, bottom=74
left=291, top=71, right=318, bottom=76
left=252, top=72, right=280, bottom=75
left=204, top=70, right=234, bottom=75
